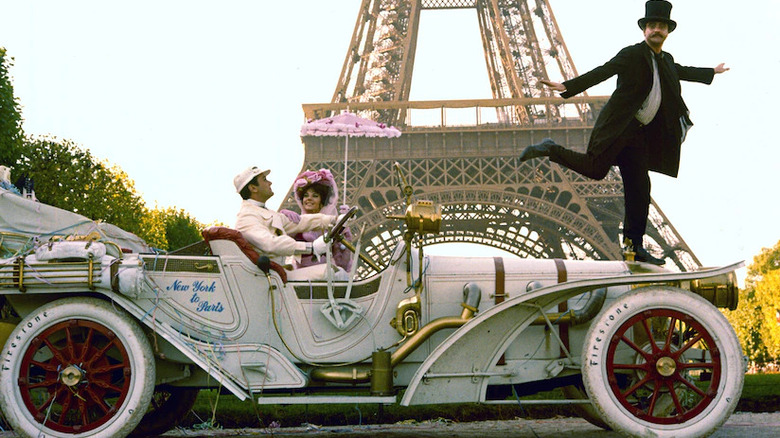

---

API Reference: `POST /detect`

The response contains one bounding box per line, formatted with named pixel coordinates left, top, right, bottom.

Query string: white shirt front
left=635, top=55, right=662, bottom=125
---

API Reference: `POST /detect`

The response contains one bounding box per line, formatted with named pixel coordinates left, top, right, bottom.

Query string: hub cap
left=59, top=365, right=84, bottom=387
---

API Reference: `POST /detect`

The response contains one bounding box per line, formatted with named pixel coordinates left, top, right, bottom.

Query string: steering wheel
left=325, top=206, right=358, bottom=243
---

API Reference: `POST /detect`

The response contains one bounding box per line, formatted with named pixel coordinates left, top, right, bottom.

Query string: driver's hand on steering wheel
left=311, top=235, right=328, bottom=260
left=328, top=206, right=358, bottom=243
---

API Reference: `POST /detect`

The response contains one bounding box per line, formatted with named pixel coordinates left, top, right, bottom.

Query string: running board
left=484, top=399, right=592, bottom=405
left=256, top=395, right=397, bottom=405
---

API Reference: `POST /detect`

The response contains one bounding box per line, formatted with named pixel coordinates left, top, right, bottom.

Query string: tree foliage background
left=144, top=206, right=205, bottom=251
left=725, top=240, right=780, bottom=364
left=0, top=47, right=24, bottom=167
left=16, top=135, right=146, bottom=232
left=13, top=136, right=204, bottom=251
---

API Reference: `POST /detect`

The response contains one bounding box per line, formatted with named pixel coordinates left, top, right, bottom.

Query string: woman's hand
left=280, top=209, right=300, bottom=223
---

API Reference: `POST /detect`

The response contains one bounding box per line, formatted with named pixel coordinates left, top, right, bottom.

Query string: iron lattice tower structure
left=284, top=0, right=700, bottom=277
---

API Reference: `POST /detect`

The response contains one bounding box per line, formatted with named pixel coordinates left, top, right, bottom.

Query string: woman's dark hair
left=297, top=182, right=331, bottom=207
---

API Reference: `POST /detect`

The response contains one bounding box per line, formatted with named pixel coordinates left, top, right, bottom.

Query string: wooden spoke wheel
left=582, top=287, right=743, bottom=438
left=0, top=298, right=155, bottom=438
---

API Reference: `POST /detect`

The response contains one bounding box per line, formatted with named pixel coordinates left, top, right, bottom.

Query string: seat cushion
left=201, top=226, right=287, bottom=283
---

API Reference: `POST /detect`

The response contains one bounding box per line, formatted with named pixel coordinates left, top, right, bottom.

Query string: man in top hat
left=233, top=166, right=345, bottom=280
left=518, top=0, right=729, bottom=265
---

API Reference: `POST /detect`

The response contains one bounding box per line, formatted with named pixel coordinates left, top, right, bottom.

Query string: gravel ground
left=153, top=412, right=780, bottom=438
left=0, top=412, right=774, bottom=437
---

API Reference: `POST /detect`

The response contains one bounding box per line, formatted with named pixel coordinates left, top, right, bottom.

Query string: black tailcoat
left=561, top=42, right=714, bottom=177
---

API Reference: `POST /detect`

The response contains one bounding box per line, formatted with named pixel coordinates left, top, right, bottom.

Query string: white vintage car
left=0, top=170, right=744, bottom=438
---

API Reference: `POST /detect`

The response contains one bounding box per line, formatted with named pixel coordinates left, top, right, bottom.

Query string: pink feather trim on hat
left=293, top=169, right=336, bottom=192
left=292, top=169, right=340, bottom=215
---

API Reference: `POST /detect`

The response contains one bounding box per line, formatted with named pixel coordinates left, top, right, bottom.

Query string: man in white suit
left=234, top=166, right=341, bottom=279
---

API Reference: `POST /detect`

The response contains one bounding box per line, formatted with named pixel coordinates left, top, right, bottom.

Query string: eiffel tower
left=283, top=0, right=700, bottom=277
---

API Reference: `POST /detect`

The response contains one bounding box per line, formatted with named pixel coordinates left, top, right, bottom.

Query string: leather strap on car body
left=493, top=257, right=506, bottom=304
left=494, top=257, right=506, bottom=365
left=554, top=258, right=570, bottom=357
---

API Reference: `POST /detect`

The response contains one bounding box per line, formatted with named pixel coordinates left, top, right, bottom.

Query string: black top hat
left=638, top=0, right=677, bottom=32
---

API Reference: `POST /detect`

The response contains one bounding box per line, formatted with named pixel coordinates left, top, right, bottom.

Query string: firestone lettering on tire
left=589, top=303, right=629, bottom=366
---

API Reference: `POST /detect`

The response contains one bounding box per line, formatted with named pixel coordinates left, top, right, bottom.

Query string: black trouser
left=547, top=118, right=652, bottom=244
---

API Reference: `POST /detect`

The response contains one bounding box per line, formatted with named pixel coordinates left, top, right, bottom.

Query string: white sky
left=1, top=0, right=778, bottom=280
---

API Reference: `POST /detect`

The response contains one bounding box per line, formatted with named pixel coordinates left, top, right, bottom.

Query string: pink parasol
left=301, top=112, right=401, bottom=204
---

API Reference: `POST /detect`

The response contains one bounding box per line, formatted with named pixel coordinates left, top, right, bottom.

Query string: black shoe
left=520, top=138, right=557, bottom=162
left=633, top=246, right=665, bottom=265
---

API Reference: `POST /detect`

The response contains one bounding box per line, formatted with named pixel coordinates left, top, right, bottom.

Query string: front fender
left=400, top=261, right=744, bottom=406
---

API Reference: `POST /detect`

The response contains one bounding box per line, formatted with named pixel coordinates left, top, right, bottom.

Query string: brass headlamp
left=387, top=200, right=442, bottom=235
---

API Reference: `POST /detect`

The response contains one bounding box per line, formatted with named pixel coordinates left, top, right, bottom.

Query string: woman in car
left=281, top=169, right=353, bottom=272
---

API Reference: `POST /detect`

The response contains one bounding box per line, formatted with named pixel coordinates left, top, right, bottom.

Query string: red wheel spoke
left=647, top=381, right=662, bottom=416
left=641, top=318, right=660, bottom=354
left=665, top=380, right=686, bottom=416
left=678, top=361, right=715, bottom=370
left=30, top=359, right=60, bottom=373
left=663, top=317, right=678, bottom=352
left=84, top=387, right=112, bottom=414
left=674, top=374, right=707, bottom=398
left=58, top=391, right=75, bottom=426
left=674, top=333, right=704, bottom=358
left=33, top=388, right=58, bottom=416
left=622, top=374, right=653, bottom=398
left=65, top=326, right=77, bottom=361
left=90, top=362, right=126, bottom=374
left=27, top=377, right=60, bottom=390
left=41, top=338, right=68, bottom=364
left=78, top=397, right=89, bottom=427
left=90, top=379, right=125, bottom=394
left=77, top=327, right=95, bottom=363
left=619, top=335, right=652, bottom=361
left=85, top=339, right=117, bottom=368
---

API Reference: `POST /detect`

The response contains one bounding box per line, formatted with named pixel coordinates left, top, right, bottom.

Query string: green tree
left=726, top=240, right=780, bottom=364
left=136, top=208, right=168, bottom=251
left=160, top=207, right=203, bottom=250
left=141, top=206, right=203, bottom=251
left=0, top=47, right=24, bottom=167
left=15, top=135, right=147, bottom=234
left=755, top=271, right=780, bottom=359
left=14, top=135, right=208, bottom=252
left=746, top=241, right=780, bottom=288
left=727, top=288, right=769, bottom=363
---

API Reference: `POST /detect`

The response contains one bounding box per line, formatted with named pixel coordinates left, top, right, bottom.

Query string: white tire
left=582, top=287, right=743, bottom=438
left=0, top=297, right=155, bottom=438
